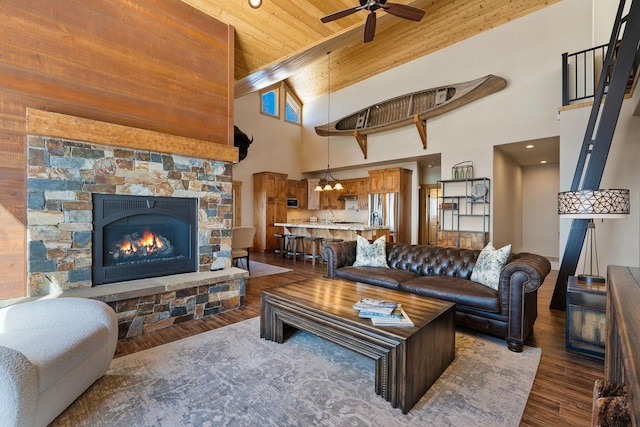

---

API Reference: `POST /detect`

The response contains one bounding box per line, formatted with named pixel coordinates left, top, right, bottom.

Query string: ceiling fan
left=320, top=0, right=425, bottom=43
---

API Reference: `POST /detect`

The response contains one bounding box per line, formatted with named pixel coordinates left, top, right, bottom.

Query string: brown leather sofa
left=322, top=241, right=551, bottom=352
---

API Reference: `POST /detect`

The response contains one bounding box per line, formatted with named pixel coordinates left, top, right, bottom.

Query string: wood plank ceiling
left=182, top=0, right=559, bottom=103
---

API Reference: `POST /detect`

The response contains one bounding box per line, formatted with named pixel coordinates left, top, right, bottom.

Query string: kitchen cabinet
left=339, top=178, right=357, bottom=195
left=338, top=177, right=370, bottom=210
left=286, top=179, right=307, bottom=209
left=253, top=172, right=288, bottom=252
left=369, top=168, right=408, bottom=193
left=286, top=179, right=298, bottom=199
left=320, top=187, right=344, bottom=210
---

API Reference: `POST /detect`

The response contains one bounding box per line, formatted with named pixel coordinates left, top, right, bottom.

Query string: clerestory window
left=258, top=82, right=302, bottom=125
left=259, top=83, right=280, bottom=118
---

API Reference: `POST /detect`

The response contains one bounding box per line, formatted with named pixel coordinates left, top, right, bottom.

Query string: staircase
left=550, top=0, right=640, bottom=310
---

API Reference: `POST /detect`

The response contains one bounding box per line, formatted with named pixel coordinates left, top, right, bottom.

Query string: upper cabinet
left=337, top=177, right=369, bottom=210
left=320, top=188, right=345, bottom=210
left=286, top=179, right=308, bottom=209
left=286, top=179, right=298, bottom=199
left=369, top=168, right=411, bottom=193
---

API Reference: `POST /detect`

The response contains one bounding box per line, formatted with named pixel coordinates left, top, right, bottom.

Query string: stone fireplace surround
left=24, top=109, right=246, bottom=338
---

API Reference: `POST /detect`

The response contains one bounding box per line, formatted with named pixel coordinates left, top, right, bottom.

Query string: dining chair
left=231, top=226, right=256, bottom=273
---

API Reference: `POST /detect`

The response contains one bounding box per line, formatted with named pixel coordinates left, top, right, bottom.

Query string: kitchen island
left=274, top=221, right=390, bottom=242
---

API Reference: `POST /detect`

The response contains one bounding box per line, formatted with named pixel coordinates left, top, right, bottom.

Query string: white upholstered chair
left=0, top=297, right=118, bottom=427
left=231, top=226, right=255, bottom=273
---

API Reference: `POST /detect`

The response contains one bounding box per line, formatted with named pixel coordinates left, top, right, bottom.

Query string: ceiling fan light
left=248, top=0, right=262, bottom=9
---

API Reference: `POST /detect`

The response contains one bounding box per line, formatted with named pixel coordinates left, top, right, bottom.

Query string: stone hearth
left=62, top=269, right=247, bottom=339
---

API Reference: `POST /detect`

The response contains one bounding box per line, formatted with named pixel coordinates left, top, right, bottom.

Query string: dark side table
left=566, top=276, right=606, bottom=359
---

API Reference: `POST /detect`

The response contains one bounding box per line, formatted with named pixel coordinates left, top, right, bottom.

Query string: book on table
left=352, top=297, right=397, bottom=315
left=370, top=308, right=414, bottom=327
left=353, top=299, right=415, bottom=327
left=358, top=304, right=402, bottom=319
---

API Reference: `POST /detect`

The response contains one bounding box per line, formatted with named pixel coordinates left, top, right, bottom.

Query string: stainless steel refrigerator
left=368, top=193, right=399, bottom=238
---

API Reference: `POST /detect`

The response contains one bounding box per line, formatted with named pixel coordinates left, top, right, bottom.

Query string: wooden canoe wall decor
left=315, top=75, right=507, bottom=158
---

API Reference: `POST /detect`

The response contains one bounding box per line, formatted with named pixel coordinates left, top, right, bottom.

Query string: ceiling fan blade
left=384, top=3, right=425, bottom=21
left=320, top=6, right=362, bottom=23
left=363, top=11, right=376, bottom=43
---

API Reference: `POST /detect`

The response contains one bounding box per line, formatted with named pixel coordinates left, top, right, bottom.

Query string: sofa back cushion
left=385, top=243, right=480, bottom=280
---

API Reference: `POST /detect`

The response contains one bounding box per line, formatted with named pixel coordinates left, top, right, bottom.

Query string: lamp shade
left=558, top=189, right=630, bottom=219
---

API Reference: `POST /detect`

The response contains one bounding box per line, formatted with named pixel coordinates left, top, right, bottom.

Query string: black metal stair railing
left=562, top=41, right=640, bottom=106
left=550, top=0, right=640, bottom=310
left=562, top=43, right=608, bottom=106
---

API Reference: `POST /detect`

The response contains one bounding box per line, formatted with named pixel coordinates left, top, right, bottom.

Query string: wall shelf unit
left=436, top=177, right=490, bottom=250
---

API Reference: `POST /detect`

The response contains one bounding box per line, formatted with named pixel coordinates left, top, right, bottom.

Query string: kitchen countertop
left=275, top=221, right=389, bottom=231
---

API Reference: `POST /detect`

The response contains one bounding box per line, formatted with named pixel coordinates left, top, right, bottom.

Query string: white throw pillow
left=353, top=235, right=389, bottom=268
left=470, top=243, right=512, bottom=290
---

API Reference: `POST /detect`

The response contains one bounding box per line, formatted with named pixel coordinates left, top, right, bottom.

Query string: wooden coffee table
left=260, top=277, right=455, bottom=413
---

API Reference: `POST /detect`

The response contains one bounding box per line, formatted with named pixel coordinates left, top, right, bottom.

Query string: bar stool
left=273, top=233, right=285, bottom=257
left=304, top=236, right=324, bottom=265
left=320, top=238, right=344, bottom=265
left=285, top=234, right=305, bottom=261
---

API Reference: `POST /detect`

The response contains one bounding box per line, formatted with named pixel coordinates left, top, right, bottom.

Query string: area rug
left=243, top=261, right=291, bottom=278
left=51, top=317, right=541, bottom=427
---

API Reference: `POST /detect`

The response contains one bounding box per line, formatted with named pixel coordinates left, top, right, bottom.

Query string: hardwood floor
left=115, top=253, right=603, bottom=426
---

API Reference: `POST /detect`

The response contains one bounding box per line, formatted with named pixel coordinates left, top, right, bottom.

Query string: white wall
left=522, top=163, right=560, bottom=259
left=233, top=91, right=302, bottom=226
left=493, top=148, right=523, bottom=251
left=301, top=0, right=592, bottom=176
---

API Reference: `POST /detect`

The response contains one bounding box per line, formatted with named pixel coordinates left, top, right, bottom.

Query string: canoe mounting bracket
left=413, top=114, right=427, bottom=150
left=352, top=117, right=427, bottom=159
left=353, top=131, right=368, bottom=159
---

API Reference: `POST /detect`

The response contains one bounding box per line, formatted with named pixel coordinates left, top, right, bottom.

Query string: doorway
left=418, top=184, right=439, bottom=246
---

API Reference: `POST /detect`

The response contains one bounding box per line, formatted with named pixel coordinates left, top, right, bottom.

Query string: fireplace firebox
left=93, top=194, right=198, bottom=285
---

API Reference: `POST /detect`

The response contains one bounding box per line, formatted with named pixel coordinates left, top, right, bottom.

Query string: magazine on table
left=370, top=308, right=414, bottom=327
left=358, top=304, right=402, bottom=319
left=352, top=297, right=397, bottom=315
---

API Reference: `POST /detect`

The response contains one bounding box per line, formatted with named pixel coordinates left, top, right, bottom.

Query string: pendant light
left=248, top=0, right=262, bottom=9
left=314, top=51, right=343, bottom=192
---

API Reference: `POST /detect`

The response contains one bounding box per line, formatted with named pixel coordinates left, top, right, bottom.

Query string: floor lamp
left=558, top=189, right=630, bottom=283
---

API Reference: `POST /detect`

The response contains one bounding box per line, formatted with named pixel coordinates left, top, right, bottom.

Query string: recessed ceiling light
left=526, top=144, right=534, bottom=149
left=540, top=160, right=547, bottom=164
left=248, top=0, right=262, bottom=8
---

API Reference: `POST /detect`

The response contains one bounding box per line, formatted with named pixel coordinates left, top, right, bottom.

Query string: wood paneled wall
left=0, top=0, right=234, bottom=299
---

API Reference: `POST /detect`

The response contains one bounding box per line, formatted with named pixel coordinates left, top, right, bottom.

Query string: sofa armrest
left=500, top=253, right=552, bottom=294
left=1, top=298, right=119, bottom=363
left=499, top=252, right=551, bottom=351
left=322, top=241, right=357, bottom=277
left=0, top=346, right=38, bottom=427
left=0, top=298, right=116, bottom=333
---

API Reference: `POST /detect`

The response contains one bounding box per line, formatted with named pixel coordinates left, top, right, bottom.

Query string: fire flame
left=119, top=229, right=165, bottom=255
